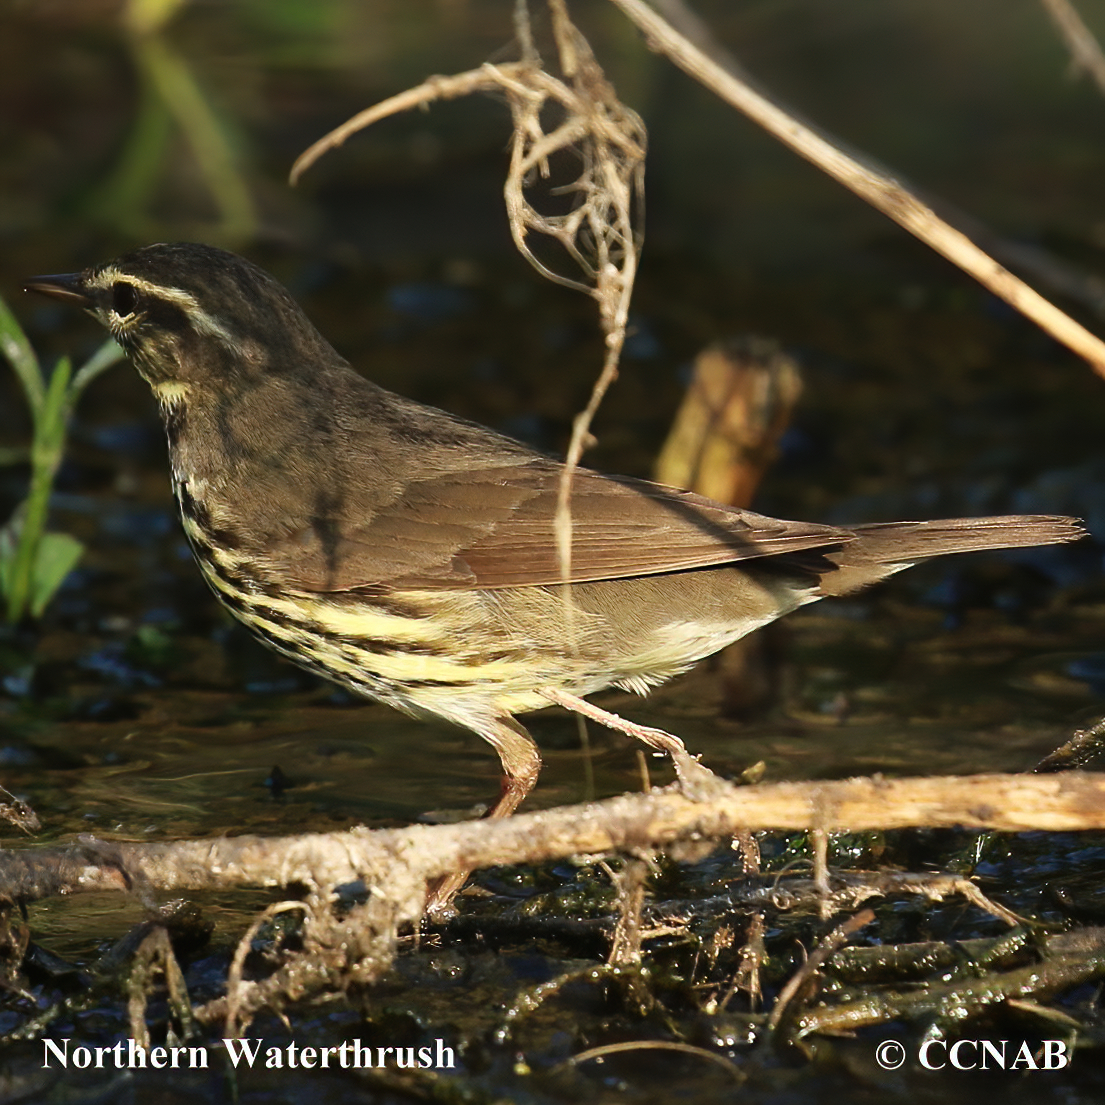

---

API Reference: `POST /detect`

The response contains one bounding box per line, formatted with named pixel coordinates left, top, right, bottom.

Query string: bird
left=25, top=243, right=1083, bottom=911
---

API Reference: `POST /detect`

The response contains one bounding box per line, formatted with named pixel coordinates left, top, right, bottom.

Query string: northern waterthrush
left=25, top=243, right=1082, bottom=891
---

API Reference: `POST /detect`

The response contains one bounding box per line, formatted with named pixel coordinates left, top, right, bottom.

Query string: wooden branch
left=1039, top=0, right=1105, bottom=96
left=609, top=0, right=1105, bottom=379
left=3, top=772, right=1104, bottom=905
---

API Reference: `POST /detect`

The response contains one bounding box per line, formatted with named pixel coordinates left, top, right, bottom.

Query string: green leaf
left=0, top=296, right=117, bottom=623
left=0, top=510, right=26, bottom=622
left=2, top=522, right=85, bottom=622
left=27, top=532, right=84, bottom=619
left=0, top=293, right=45, bottom=416
left=36, top=356, right=72, bottom=457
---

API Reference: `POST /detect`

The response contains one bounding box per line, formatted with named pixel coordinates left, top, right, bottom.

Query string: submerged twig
left=126, top=926, right=196, bottom=1048
left=223, top=900, right=308, bottom=1039
left=767, top=908, right=874, bottom=1031
left=795, top=946, right=1105, bottom=1037
left=723, top=869, right=1022, bottom=928
left=1036, top=715, right=1105, bottom=772
left=606, top=857, right=651, bottom=969
left=567, top=1038, right=744, bottom=1081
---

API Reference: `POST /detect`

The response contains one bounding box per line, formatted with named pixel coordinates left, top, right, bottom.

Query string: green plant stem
left=135, top=33, right=256, bottom=238
left=6, top=358, right=71, bottom=623
left=0, top=296, right=44, bottom=416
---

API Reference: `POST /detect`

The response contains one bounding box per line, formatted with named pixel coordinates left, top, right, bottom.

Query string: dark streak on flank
left=309, top=488, right=344, bottom=585
left=209, top=526, right=242, bottom=550
left=176, top=482, right=211, bottom=533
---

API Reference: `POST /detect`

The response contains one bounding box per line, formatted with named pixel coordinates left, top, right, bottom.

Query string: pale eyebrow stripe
left=86, top=267, right=236, bottom=345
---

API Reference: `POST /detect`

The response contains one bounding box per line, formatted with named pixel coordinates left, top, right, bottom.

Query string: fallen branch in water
left=5, top=770, right=1104, bottom=1035
left=4, top=771, right=1105, bottom=906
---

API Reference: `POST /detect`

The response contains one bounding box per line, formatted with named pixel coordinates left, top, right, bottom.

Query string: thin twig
left=609, top=0, right=1105, bottom=378
left=567, top=1038, right=744, bottom=1081
left=224, top=900, right=308, bottom=1039
left=1039, top=0, right=1105, bottom=95
left=768, top=908, right=875, bottom=1030
left=290, top=66, right=532, bottom=184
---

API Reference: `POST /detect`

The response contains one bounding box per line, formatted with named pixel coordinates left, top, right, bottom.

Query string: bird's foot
left=543, top=689, right=722, bottom=799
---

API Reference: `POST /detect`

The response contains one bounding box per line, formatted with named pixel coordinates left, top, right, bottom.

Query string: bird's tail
left=818, top=515, right=1084, bottom=596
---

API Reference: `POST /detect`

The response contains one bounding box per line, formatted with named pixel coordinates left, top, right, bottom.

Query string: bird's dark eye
left=112, top=282, right=138, bottom=317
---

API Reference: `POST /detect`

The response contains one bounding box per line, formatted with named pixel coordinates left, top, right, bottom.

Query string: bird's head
left=24, top=242, right=338, bottom=404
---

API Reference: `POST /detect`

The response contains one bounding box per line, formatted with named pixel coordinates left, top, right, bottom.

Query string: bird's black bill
left=23, top=273, right=91, bottom=307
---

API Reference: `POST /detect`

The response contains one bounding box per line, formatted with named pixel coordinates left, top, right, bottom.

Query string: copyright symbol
left=875, top=1040, right=906, bottom=1070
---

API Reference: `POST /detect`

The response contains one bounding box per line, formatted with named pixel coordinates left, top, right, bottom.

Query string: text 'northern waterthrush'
left=25, top=243, right=1083, bottom=855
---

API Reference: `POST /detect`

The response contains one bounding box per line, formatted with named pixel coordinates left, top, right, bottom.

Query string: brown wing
left=220, top=375, right=851, bottom=593
left=259, top=458, right=852, bottom=593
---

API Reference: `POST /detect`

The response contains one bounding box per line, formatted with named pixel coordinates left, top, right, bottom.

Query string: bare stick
left=1039, top=0, right=1105, bottom=96
left=810, top=827, right=830, bottom=921
left=5, top=772, right=1105, bottom=905
left=292, top=66, right=527, bottom=184
left=767, top=908, right=875, bottom=1030
left=609, top=0, right=1105, bottom=378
